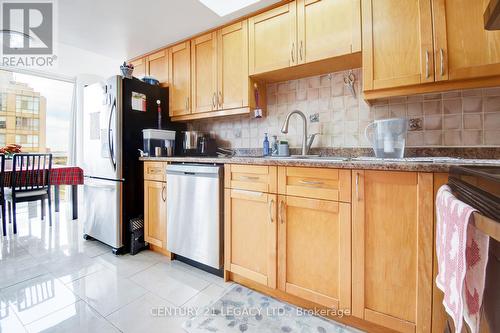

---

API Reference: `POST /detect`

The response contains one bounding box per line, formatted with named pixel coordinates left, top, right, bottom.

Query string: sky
left=13, top=73, right=73, bottom=152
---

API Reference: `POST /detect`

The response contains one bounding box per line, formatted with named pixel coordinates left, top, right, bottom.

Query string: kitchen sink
left=268, top=155, right=349, bottom=161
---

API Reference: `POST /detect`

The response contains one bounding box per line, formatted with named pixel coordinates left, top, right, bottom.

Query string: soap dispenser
left=263, top=133, right=270, bottom=156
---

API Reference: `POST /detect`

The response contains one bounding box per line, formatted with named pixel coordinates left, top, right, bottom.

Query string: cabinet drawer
left=225, top=164, right=277, bottom=193
left=278, top=167, right=351, bottom=202
left=144, top=162, right=166, bottom=182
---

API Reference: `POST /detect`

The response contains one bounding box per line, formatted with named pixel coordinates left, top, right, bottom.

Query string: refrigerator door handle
left=108, top=98, right=117, bottom=172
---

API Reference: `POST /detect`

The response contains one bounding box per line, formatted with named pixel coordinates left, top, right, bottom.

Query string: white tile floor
left=0, top=203, right=234, bottom=332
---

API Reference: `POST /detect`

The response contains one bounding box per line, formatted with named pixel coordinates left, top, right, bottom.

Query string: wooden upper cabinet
left=225, top=189, right=277, bottom=288
left=278, top=195, right=351, bottom=309
left=362, top=0, right=434, bottom=91
left=168, top=41, right=191, bottom=117
left=191, top=33, right=218, bottom=113
left=218, top=20, right=249, bottom=110
left=147, top=49, right=168, bottom=84
left=130, top=57, right=147, bottom=79
left=249, top=2, right=297, bottom=75
left=352, top=170, right=433, bottom=333
left=144, top=180, right=167, bottom=249
left=432, top=0, right=500, bottom=81
left=297, top=0, right=361, bottom=64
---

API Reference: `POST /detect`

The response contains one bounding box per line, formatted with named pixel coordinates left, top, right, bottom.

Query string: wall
left=188, top=68, right=500, bottom=149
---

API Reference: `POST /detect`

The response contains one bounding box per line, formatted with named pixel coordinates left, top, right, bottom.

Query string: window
left=15, top=134, right=25, bottom=146
left=15, top=116, right=35, bottom=130
left=33, top=97, right=39, bottom=114
left=0, top=134, right=5, bottom=146
left=15, top=95, right=39, bottom=114
left=0, top=116, right=6, bottom=129
left=1, top=70, right=73, bottom=163
left=0, top=93, right=6, bottom=112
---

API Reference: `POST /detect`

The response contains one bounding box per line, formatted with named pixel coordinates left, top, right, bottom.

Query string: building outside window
left=1, top=70, right=73, bottom=199
left=1, top=71, right=47, bottom=153
left=1, top=69, right=72, bottom=162
left=0, top=93, right=6, bottom=112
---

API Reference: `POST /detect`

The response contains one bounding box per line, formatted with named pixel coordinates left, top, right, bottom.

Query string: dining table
left=4, top=164, right=84, bottom=220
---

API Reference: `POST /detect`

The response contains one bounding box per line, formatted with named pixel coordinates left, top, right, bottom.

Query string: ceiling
left=58, top=0, right=282, bottom=61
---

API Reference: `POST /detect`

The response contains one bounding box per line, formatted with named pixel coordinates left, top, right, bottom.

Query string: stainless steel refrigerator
left=82, top=76, right=183, bottom=254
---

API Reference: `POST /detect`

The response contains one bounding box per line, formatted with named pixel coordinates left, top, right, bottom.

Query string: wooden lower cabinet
left=278, top=195, right=351, bottom=309
left=225, top=166, right=436, bottom=333
left=225, top=189, right=277, bottom=288
left=352, top=170, right=433, bottom=333
left=144, top=180, right=168, bottom=250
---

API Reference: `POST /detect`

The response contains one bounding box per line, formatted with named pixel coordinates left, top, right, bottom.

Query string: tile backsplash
left=188, top=68, right=500, bottom=149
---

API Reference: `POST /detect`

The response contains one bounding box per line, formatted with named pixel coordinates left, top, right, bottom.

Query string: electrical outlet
left=408, top=118, right=423, bottom=131
left=310, top=113, right=319, bottom=123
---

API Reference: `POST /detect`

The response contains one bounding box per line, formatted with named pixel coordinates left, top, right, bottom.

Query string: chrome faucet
left=280, top=110, right=318, bottom=156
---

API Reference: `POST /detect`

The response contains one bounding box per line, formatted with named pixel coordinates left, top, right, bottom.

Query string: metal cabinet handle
left=161, top=186, right=166, bottom=202
left=218, top=91, right=223, bottom=109
left=185, top=97, right=189, bottom=111
left=440, top=48, right=445, bottom=77
left=425, top=50, right=430, bottom=79
left=291, top=43, right=295, bottom=63
left=212, top=92, right=216, bottom=110
left=241, top=176, right=259, bottom=181
left=355, top=173, right=359, bottom=201
left=149, top=168, right=162, bottom=174
left=268, top=198, right=274, bottom=223
left=298, top=180, right=324, bottom=186
left=279, top=199, right=285, bottom=224
left=299, top=41, right=303, bottom=61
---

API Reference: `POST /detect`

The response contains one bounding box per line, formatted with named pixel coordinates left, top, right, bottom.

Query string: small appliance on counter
left=182, top=131, right=200, bottom=155
left=181, top=131, right=217, bottom=156
left=142, top=129, right=176, bottom=157
left=365, top=118, right=408, bottom=159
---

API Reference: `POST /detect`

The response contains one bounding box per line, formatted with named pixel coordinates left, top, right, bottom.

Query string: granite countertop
left=139, top=155, right=500, bottom=173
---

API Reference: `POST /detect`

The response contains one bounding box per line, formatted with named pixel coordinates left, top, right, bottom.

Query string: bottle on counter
left=271, top=135, right=278, bottom=156
left=263, top=133, right=270, bottom=156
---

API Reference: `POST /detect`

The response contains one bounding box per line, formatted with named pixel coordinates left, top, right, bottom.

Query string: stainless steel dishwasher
left=166, top=163, right=223, bottom=269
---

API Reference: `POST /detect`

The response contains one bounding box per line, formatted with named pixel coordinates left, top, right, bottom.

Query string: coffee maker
left=181, top=131, right=217, bottom=156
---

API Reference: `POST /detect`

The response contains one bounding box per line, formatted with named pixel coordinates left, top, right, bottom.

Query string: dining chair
left=6, top=153, right=53, bottom=234
left=0, top=154, right=6, bottom=236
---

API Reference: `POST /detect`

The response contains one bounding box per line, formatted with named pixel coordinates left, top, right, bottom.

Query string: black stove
left=449, top=166, right=500, bottom=221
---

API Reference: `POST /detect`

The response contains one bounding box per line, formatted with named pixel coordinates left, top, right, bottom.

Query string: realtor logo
left=0, top=0, right=56, bottom=67
left=2, top=1, right=53, bottom=54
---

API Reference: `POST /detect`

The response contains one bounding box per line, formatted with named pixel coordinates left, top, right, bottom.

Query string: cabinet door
left=191, top=33, right=218, bottom=113
left=362, top=0, right=434, bottom=90
left=225, top=189, right=277, bottom=288
left=278, top=195, right=351, bottom=309
left=218, top=21, right=249, bottom=110
left=248, top=2, right=297, bottom=75
left=147, top=49, right=168, bottom=84
left=168, top=41, right=191, bottom=117
left=297, top=0, right=361, bottom=64
left=144, top=180, right=167, bottom=249
left=130, top=57, right=147, bottom=79
left=352, top=171, right=433, bottom=333
left=433, top=0, right=500, bottom=81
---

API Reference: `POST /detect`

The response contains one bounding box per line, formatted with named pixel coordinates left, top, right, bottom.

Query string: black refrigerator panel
left=120, top=77, right=185, bottom=248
